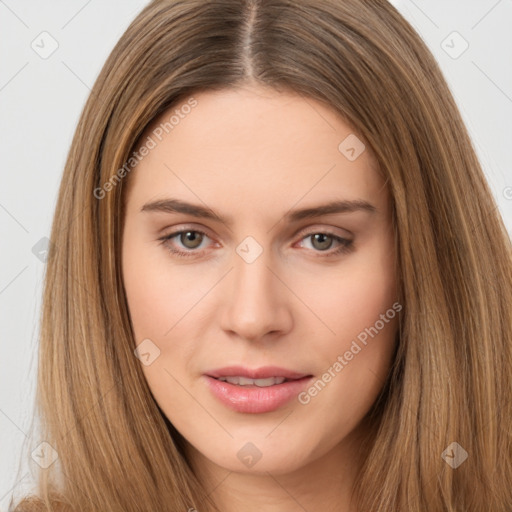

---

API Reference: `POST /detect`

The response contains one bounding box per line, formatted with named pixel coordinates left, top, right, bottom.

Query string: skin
left=122, top=84, right=399, bottom=512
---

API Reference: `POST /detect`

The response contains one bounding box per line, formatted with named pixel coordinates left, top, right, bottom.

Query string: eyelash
left=158, top=227, right=354, bottom=259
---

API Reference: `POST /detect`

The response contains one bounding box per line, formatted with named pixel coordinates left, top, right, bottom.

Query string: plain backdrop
left=1, top=0, right=511, bottom=507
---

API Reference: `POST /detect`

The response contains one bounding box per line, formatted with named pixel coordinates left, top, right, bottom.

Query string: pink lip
left=203, top=366, right=313, bottom=414
left=205, top=365, right=309, bottom=380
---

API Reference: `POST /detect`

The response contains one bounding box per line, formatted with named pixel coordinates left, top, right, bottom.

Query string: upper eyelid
left=160, top=222, right=352, bottom=239
left=160, top=225, right=214, bottom=241
left=294, top=224, right=353, bottom=239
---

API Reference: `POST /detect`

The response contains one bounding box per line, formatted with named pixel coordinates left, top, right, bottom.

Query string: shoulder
left=11, top=496, right=73, bottom=512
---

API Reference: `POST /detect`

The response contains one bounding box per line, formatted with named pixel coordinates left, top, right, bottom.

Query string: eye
left=159, top=228, right=212, bottom=258
left=296, top=231, right=354, bottom=257
left=158, top=227, right=354, bottom=259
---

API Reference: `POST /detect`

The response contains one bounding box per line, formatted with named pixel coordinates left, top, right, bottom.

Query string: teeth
left=217, top=376, right=286, bottom=387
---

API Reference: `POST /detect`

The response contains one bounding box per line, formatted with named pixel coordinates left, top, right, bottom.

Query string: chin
left=192, top=431, right=321, bottom=476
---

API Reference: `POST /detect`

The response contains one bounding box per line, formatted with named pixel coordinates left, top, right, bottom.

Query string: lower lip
left=203, top=375, right=313, bottom=414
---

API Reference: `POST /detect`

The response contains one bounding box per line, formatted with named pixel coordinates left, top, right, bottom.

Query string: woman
left=11, top=0, right=512, bottom=511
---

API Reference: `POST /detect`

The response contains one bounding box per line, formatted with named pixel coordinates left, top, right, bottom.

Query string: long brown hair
left=11, top=0, right=512, bottom=510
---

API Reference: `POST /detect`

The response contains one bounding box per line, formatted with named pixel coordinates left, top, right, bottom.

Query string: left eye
left=159, top=229, right=353, bottom=258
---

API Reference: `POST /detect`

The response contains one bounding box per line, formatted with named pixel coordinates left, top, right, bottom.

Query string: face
left=122, top=85, right=399, bottom=477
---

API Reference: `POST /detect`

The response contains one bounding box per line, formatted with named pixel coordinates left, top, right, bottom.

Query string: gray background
left=1, top=0, right=511, bottom=506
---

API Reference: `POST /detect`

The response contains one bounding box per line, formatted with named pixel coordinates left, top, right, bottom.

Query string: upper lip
left=206, top=366, right=311, bottom=380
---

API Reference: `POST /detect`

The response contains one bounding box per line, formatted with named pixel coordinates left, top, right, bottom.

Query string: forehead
left=125, top=85, right=387, bottom=215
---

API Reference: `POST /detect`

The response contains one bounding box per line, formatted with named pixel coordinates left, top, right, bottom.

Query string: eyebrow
left=140, top=198, right=377, bottom=224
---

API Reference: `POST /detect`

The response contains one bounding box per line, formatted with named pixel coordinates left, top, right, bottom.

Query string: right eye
left=159, top=228, right=214, bottom=258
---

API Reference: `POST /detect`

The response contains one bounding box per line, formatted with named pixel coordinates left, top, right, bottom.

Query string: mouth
left=203, top=366, right=313, bottom=413
left=212, top=375, right=302, bottom=387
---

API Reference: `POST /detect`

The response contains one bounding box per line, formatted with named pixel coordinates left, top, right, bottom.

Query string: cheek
left=122, top=238, right=200, bottom=412
left=122, top=237, right=201, bottom=343
left=299, top=233, right=398, bottom=393
left=302, top=232, right=397, bottom=346
left=123, top=272, right=171, bottom=343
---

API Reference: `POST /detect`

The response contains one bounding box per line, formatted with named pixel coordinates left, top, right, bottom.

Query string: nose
left=219, top=249, right=293, bottom=343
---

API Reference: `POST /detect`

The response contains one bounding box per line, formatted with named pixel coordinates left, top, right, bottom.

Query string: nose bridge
left=219, top=240, right=291, bottom=340
left=233, top=248, right=273, bottom=302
